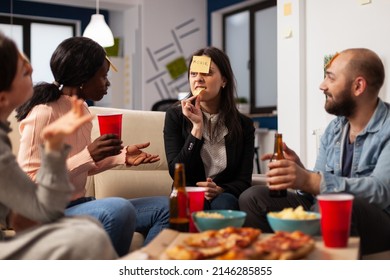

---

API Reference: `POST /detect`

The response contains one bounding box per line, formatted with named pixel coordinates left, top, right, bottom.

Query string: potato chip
left=193, top=87, right=205, bottom=97
left=269, top=206, right=318, bottom=220
left=196, top=211, right=224, bottom=219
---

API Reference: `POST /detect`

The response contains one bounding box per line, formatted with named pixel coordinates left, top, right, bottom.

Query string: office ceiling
left=21, top=0, right=137, bottom=11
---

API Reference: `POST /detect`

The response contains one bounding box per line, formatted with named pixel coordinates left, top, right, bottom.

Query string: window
left=223, top=0, right=277, bottom=114
left=0, top=15, right=76, bottom=84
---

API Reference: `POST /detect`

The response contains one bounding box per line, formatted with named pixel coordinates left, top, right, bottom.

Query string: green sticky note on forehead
left=190, top=56, right=211, bottom=73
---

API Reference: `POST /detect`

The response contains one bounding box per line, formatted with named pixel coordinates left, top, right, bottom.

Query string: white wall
left=103, top=0, right=207, bottom=110
left=92, top=4, right=138, bottom=108
left=211, top=0, right=279, bottom=174
left=141, top=0, right=207, bottom=110
left=277, top=0, right=306, bottom=165
left=278, top=0, right=390, bottom=168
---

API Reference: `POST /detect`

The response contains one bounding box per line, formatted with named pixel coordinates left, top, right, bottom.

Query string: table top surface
left=123, top=229, right=360, bottom=260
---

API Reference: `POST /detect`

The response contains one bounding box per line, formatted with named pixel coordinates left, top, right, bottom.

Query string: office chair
left=151, top=99, right=179, bottom=111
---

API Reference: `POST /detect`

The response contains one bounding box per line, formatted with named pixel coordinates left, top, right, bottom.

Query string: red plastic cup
left=97, top=114, right=122, bottom=140
left=186, top=187, right=206, bottom=233
left=317, top=193, right=354, bottom=248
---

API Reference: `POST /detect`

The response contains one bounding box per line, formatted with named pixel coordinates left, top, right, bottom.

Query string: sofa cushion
left=92, top=169, right=171, bottom=199
left=87, top=106, right=173, bottom=199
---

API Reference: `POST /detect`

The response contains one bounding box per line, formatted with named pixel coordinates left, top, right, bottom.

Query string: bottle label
left=171, top=189, right=178, bottom=197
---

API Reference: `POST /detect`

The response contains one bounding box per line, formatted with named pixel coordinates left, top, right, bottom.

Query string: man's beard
left=324, top=88, right=356, bottom=117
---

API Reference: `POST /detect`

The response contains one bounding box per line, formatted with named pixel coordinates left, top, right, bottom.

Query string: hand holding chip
left=181, top=95, right=203, bottom=138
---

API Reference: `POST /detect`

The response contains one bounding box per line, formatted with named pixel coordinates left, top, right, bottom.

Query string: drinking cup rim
left=317, top=193, right=354, bottom=201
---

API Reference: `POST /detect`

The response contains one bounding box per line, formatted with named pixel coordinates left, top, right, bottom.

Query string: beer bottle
left=169, top=163, right=190, bottom=232
left=269, top=133, right=287, bottom=197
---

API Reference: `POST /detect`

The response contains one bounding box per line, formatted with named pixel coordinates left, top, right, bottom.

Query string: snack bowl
left=192, top=210, right=247, bottom=232
left=267, top=210, right=321, bottom=236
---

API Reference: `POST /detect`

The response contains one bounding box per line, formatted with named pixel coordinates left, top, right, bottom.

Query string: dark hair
left=0, top=32, right=19, bottom=92
left=16, top=36, right=106, bottom=121
left=188, top=46, right=242, bottom=141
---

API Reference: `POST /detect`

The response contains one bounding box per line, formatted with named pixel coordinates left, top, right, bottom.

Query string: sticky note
left=166, top=56, right=187, bottom=80
left=284, top=2, right=292, bottom=16
left=190, top=56, right=211, bottom=74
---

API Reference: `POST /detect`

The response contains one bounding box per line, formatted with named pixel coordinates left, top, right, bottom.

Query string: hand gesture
left=181, top=95, right=203, bottom=126
left=265, top=158, right=321, bottom=194
left=261, top=142, right=305, bottom=168
left=126, top=142, right=160, bottom=166
left=41, top=96, right=94, bottom=151
left=88, top=134, right=123, bottom=162
left=196, top=178, right=224, bottom=201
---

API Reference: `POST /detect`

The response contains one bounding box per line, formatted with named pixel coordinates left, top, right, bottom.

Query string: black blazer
left=163, top=105, right=255, bottom=198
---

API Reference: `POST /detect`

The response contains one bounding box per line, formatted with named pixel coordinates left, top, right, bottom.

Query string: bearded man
left=239, top=48, right=390, bottom=258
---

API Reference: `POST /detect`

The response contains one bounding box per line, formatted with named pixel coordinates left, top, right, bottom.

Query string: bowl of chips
left=266, top=206, right=321, bottom=236
left=192, top=210, right=247, bottom=232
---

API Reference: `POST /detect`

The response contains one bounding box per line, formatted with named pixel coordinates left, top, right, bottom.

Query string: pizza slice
left=184, top=229, right=220, bottom=248
left=164, top=229, right=314, bottom=260
left=166, top=227, right=261, bottom=260
left=185, top=227, right=261, bottom=248
left=218, top=227, right=261, bottom=248
left=251, top=231, right=315, bottom=260
left=165, top=241, right=235, bottom=260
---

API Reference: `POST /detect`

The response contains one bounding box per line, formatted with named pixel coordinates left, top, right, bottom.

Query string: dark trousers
left=238, top=185, right=390, bottom=257
left=350, top=197, right=390, bottom=256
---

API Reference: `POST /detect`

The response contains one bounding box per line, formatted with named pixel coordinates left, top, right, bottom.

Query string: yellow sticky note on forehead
left=190, top=56, right=211, bottom=73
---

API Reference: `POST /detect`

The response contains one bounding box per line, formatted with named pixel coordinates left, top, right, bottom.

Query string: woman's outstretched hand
left=126, top=142, right=160, bottom=166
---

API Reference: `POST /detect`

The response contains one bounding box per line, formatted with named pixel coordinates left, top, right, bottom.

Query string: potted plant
left=235, top=97, right=250, bottom=114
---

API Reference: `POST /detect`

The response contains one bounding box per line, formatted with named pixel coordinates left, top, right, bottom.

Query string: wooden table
left=123, top=229, right=360, bottom=260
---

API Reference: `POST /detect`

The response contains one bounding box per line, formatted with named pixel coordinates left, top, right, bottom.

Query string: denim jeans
left=130, top=196, right=170, bottom=245
left=204, top=192, right=239, bottom=210
left=65, top=196, right=169, bottom=256
left=65, top=197, right=136, bottom=257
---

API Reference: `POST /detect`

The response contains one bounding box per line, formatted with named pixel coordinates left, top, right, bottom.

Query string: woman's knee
left=98, top=197, right=136, bottom=225
left=146, top=196, right=170, bottom=215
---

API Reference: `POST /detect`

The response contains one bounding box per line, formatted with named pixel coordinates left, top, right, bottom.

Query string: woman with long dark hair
left=164, top=46, right=254, bottom=210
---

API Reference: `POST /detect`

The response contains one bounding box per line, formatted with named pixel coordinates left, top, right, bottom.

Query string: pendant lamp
left=83, top=0, right=114, bottom=47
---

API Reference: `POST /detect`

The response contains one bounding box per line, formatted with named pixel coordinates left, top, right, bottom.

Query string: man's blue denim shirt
left=314, top=98, right=390, bottom=213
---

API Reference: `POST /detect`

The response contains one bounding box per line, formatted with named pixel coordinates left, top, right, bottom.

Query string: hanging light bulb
left=83, top=0, right=114, bottom=47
